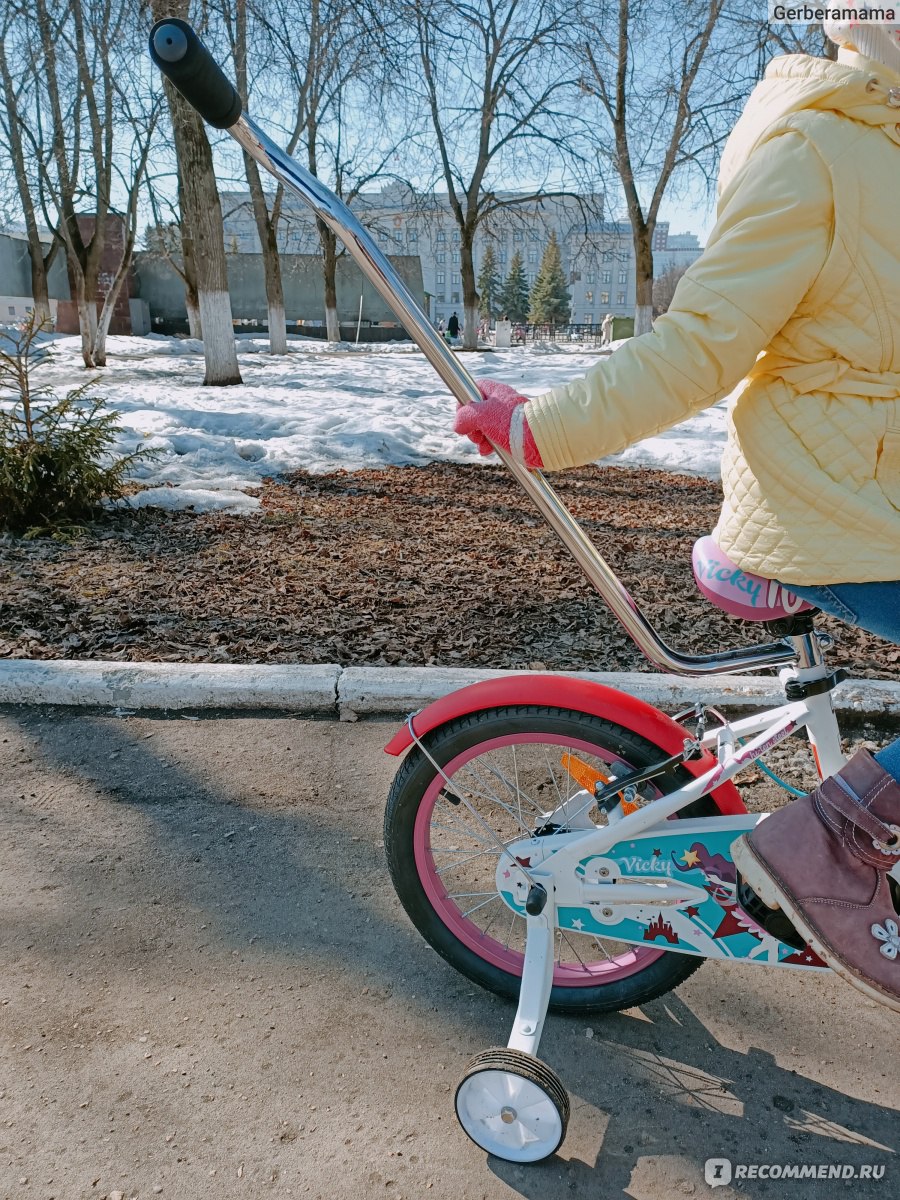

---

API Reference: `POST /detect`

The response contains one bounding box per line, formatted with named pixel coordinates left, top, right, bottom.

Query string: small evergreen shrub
left=0, top=317, right=149, bottom=537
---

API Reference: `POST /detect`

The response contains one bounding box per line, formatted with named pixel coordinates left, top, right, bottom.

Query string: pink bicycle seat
left=691, top=536, right=814, bottom=622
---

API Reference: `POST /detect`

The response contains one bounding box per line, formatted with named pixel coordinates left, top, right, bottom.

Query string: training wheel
left=454, top=1047, right=569, bottom=1163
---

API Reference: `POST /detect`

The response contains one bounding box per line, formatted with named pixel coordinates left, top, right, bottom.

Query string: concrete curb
left=0, top=660, right=341, bottom=712
left=0, top=658, right=897, bottom=720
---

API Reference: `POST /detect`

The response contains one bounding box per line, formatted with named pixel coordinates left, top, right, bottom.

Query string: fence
left=508, top=318, right=635, bottom=344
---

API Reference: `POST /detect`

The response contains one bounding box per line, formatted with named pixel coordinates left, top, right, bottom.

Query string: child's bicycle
left=150, top=24, right=899, bottom=1165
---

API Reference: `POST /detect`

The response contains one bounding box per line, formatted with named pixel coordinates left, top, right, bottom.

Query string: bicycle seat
left=691, top=536, right=814, bottom=622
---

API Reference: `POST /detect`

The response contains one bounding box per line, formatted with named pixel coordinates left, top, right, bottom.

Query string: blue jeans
left=786, top=580, right=900, bottom=779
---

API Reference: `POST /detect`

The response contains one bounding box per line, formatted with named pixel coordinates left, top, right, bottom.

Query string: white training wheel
left=454, top=1047, right=569, bottom=1163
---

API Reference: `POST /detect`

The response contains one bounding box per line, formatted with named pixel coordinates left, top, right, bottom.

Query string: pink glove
left=453, top=379, right=544, bottom=469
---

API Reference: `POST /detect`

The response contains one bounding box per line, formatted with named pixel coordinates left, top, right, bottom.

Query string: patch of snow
left=121, top=487, right=261, bottom=514
left=36, top=334, right=730, bottom=506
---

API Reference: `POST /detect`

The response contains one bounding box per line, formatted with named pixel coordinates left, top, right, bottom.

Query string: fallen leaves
left=0, top=461, right=895, bottom=679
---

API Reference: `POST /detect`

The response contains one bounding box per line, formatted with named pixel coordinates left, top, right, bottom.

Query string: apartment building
left=219, top=186, right=700, bottom=327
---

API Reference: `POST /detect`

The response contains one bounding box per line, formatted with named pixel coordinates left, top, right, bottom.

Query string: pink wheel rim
left=413, top=731, right=667, bottom=987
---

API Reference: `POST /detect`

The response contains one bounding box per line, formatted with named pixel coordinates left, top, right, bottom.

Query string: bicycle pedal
left=736, top=872, right=805, bottom=951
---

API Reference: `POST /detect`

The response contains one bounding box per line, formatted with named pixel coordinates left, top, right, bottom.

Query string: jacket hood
left=720, top=50, right=900, bottom=192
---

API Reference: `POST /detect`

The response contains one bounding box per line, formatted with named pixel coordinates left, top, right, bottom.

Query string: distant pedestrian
left=447, top=312, right=460, bottom=340
left=437, top=318, right=445, bottom=333
left=601, top=312, right=614, bottom=346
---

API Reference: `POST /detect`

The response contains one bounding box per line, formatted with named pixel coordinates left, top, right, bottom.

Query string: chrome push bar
left=149, top=20, right=796, bottom=676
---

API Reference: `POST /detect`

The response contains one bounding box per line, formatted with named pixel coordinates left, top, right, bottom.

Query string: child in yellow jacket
left=456, top=19, right=900, bottom=1012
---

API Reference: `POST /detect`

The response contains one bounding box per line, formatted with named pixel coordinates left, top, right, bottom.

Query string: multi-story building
left=219, top=187, right=702, bottom=327
left=653, top=228, right=703, bottom=277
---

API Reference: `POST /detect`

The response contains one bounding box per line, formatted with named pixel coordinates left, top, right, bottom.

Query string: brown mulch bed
left=1, top=462, right=897, bottom=678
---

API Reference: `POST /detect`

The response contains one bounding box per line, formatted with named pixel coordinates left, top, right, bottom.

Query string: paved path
left=1, top=710, right=897, bottom=1199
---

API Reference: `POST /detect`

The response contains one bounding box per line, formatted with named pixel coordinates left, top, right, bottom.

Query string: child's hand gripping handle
left=149, top=18, right=242, bottom=130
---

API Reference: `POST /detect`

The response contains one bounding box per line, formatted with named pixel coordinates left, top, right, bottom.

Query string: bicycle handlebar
left=149, top=18, right=242, bottom=130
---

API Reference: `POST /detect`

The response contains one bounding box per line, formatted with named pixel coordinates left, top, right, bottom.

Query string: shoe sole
left=731, top=835, right=900, bottom=1015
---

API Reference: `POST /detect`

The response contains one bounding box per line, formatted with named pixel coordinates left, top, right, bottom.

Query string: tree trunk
left=186, top=293, right=203, bottom=340
left=633, top=225, right=654, bottom=336
left=29, top=251, right=53, bottom=328
left=319, top=221, right=341, bottom=343
left=262, top=222, right=289, bottom=354
left=93, top=227, right=137, bottom=366
left=460, top=240, right=478, bottom=350
left=167, top=87, right=241, bottom=385
left=71, top=267, right=97, bottom=368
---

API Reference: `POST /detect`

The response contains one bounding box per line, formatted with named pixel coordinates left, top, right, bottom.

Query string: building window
left=451, top=292, right=459, bottom=303
left=452, top=273, right=461, bottom=285
left=617, top=292, right=626, bottom=305
left=584, top=314, right=593, bottom=324
left=527, top=249, right=537, bottom=264
left=452, top=250, right=460, bottom=264
left=378, top=229, right=388, bottom=242
left=452, top=229, right=460, bottom=243
left=7, top=305, right=15, bottom=316
left=498, top=249, right=507, bottom=263
left=408, top=229, right=418, bottom=244
left=600, top=291, right=609, bottom=303
left=436, top=273, right=445, bottom=285
left=436, top=229, right=446, bottom=242
left=586, top=271, right=595, bottom=284
left=602, top=249, right=613, bottom=262
left=585, top=290, right=593, bottom=303
left=437, top=252, right=446, bottom=264
left=618, top=270, right=627, bottom=284
left=513, top=230, right=523, bottom=241
left=601, top=270, right=611, bottom=284
left=530, top=229, right=540, bottom=241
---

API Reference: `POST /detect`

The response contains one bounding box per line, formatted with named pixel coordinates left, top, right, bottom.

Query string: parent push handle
left=146, top=24, right=796, bottom=679
left=149, top=19, right=242, bottom=129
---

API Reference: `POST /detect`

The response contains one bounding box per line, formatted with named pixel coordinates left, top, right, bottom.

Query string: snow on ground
left=24, top=332, right=729, bottom=511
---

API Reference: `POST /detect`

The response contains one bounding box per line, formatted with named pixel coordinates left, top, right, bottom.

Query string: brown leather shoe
left=732, top=749, right=900, bottom=1013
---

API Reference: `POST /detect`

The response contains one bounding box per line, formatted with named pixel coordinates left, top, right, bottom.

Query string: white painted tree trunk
left=325, top=305, right=341, bottom=342
left=633, top=305, right=653, bottom=336
left=268, top=304, right=288, bottom=354
left=463, top=302, right=479, bottom=351
left=198, top=291, right=239, bottom=386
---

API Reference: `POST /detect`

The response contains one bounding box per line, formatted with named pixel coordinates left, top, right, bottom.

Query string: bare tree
left=652, top=261, right=689, bottom=315
left=223, top=0, right=288, bottom=353
left=33, top=0, right=157, bottom=365
left=151, top=0, right=242, bottom=384
left=403, top=0, right=583, bottom=350
left=575, top=0, right=756, bottom=335
left=0, top=9, right=59, bottom=327
left=263, top=0, right=402, bottom=342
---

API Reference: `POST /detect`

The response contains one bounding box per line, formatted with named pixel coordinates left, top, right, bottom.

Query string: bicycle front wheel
left=384, top=704, right=719, bottom=1014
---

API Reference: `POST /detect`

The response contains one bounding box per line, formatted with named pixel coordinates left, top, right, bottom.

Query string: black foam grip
left=149, top=18, right=242, bottom=130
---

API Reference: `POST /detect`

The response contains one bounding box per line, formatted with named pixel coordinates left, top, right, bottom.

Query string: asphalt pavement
left=0, top=708, right=897, bottom=1200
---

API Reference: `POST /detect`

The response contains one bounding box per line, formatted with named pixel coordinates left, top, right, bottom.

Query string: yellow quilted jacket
left=526, top=50, right=900, bottom=584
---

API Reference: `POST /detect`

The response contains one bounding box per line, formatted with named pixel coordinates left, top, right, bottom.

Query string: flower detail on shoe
left=872, top=823, right=900, bottom=856
left=871, top=918, right=900, bottom=960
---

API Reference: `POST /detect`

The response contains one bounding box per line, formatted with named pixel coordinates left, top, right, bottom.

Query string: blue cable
left=735, top=736, right=808, bottom=797
left=754, top=758, right=807, bottom=797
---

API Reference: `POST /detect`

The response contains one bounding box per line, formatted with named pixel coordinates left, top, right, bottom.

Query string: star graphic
left=652, top=848, right=662, bottom=858
left=686, top=905, right=700, bottom=918
left=516, top=856, right=532, bottom=868
left=502, top=869, right=511, bottom=879
left=680, top=849, right=701, bottom=867
left=571, top=918, right=584, bottom=931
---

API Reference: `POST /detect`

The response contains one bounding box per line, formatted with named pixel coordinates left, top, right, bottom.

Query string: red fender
left=384, top=674, right=745, bottom=814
